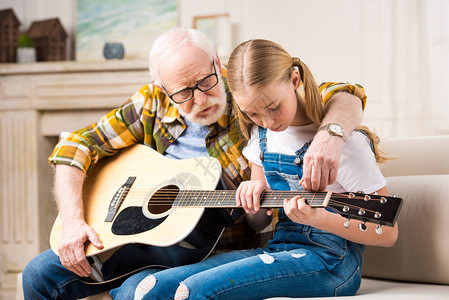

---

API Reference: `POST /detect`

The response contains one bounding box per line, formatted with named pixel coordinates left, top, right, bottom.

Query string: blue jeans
left=22, top=243, right=211, bottom=299
left=141, top=243, right=363, bottom=299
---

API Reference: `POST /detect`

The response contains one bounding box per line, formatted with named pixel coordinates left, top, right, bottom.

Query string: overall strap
left=258, top=126, right=268, bottom=161
left=294, top=140, right=313, bottom=166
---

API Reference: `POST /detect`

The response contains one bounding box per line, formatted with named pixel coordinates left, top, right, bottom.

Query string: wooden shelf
left=0, top=59, right=148, bottom=75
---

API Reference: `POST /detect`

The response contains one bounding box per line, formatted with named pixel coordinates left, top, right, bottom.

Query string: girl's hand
left=283, top=196, right=319, bottom=225
left=236, top=180, right=269, bottom=214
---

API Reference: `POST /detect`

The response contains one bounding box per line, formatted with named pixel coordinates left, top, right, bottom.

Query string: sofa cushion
left=362, top=174, right=449, bottom=284
left=269, top=278, right=449, bottom=300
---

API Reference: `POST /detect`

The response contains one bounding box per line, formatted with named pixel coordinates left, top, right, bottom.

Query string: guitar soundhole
left=148, top=184, right=179, bottom=214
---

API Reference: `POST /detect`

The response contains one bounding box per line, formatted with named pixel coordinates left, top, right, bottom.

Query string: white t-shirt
left=242, top=124, right=386, bottom=194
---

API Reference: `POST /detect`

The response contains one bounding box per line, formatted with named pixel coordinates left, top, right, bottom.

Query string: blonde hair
left=227, top=39, right=389, bottom=163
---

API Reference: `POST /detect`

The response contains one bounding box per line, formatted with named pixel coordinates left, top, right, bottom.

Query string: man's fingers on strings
left=301, top=158, right=311, bottom=190
left=319, top=169, right=329, bottom=191
left=328, top=167, right=338, bottom=186
left=310, top=166, right=322, bottom=191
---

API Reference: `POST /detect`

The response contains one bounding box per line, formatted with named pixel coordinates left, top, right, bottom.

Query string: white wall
left=1, top=0, right=448, bottom=139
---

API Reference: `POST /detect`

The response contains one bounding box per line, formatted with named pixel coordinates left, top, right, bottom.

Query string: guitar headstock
left=327, top=192, right=403, bottom=228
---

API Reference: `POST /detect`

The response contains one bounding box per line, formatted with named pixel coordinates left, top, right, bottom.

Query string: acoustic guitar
left=50, top=145, right=402, bottom=283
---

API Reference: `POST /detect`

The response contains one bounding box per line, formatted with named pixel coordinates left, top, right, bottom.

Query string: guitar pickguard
left=111, top=206, right=166, bottom=235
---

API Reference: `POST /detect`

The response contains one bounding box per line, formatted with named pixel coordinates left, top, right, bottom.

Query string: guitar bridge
left=104, top=177, right=136, bottom=222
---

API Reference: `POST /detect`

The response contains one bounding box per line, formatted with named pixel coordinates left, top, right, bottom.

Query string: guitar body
left=50, top=145, right=222, bottom=257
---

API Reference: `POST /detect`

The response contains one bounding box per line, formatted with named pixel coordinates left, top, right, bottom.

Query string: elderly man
left=22, top=28, right=366, bottom=299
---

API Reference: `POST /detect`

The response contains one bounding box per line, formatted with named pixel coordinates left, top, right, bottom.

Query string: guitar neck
left=173, top=190, right=331, bottom=208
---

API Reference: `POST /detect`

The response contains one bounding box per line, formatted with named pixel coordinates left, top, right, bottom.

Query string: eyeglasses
left=162, top=62, right=219, bottom=104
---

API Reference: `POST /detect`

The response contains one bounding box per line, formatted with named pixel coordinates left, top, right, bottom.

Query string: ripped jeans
left=137, top=127, right=364, bottom=299
left=138, top=235, right=364, bottom=299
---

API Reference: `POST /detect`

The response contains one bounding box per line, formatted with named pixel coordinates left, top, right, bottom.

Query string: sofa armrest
left=363, top=174, right=449, bottom=284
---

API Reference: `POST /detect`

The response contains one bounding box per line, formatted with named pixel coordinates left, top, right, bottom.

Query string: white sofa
left=17, top=136, right=449, bottom=299
left=294, top=136, right=449, bottom=300
left=347, top=135, right=449, bottom=299
left=291, top=135, right=449, bottom=299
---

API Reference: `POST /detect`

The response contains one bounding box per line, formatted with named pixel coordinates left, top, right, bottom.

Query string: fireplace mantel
left=0, top=60, right=151, bottom=298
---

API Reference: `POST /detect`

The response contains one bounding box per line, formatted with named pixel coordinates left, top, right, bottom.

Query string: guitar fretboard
left=172, top=190, right=331, bottom=208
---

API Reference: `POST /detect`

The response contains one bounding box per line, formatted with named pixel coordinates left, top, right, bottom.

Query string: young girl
left=136, top=39, right=398, bottom=300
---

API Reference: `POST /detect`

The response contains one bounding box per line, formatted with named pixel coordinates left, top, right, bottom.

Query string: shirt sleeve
left=242, top=125, right=263, bottom=167
left=319, top=82, right=367, bottom=110
left=48, top=85, right=149, bottom=173
left=335, top=131, right=386, bottom=194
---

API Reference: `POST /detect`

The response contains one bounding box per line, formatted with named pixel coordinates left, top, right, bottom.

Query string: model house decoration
left=28, top=18, right=67, bottom=61
left=0, top=8, right=21, bottom=63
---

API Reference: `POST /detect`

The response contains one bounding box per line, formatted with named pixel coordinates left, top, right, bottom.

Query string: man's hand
left=302, top=90, right=363, bottom=191
left=58, top=220, right=103, bottom=277
left=300, top=130, right=344, bottom=191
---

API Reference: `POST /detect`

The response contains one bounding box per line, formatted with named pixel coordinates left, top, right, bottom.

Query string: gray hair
left=149, top=28, right=216, bottom=85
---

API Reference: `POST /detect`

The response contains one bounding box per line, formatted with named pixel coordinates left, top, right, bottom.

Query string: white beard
left=175, top=80, right=227, bottom=126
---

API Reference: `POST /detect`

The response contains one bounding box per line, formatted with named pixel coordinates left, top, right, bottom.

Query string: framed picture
left=193, top=14, right=231, bottom=59
left=76, top=0, right=178, bottom=61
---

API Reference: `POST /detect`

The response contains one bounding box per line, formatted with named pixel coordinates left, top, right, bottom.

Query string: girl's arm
left=284, top=186, right=398, bottom=247
left=236, top=164, right=273, bottom=232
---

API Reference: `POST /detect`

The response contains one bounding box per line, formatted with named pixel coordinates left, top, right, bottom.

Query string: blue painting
left=76, top=0, right=177, bottom=61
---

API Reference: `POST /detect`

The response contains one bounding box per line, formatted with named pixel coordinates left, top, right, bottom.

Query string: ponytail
left=292, top=57, right=324, bottom=125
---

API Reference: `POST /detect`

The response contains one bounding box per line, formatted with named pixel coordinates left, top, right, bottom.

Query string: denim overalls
left=258, top=126, right=365, bottom=297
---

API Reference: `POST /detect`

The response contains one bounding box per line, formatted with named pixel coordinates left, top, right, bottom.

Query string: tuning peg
left=375, top=225, right=383, bottom=235
left=358, top=222, right=367, bottom=232
left=344, top=219, right=350, bottom=229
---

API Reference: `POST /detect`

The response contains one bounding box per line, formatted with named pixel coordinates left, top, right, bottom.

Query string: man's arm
left=300, top=92, right=363, bottom=191
left=48, top=86, right=151, bottom=174
left=48, top=85, right=156, bottom=276
left=54, top=165, right=103, bottom=277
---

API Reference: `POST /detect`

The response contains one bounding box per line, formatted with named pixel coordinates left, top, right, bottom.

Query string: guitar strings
left=112, top=189, right=383, bottom=214
left=122, top=189, right=385, bottom=202
left=123, top=188, right=384, bottom=199
left=123, top=189, right=386, bottom=203
left=117, top=198, right=380, bottom=215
